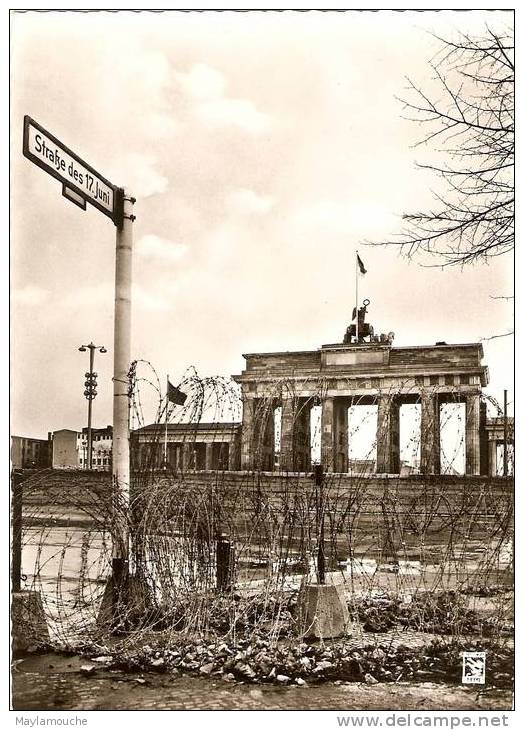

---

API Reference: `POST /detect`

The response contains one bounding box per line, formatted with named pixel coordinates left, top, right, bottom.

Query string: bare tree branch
left=369, top=27, right=514, bottom=267
left=479, top=330, right=514, bottom=342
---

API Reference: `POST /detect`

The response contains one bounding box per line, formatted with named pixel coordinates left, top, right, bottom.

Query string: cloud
left=226, top=188, right=274, bottom=216
left=177, top=62, right=271, bottom=134
left=112, top=153, right=169, bottom=198
left=144, top=112, right=179, bottom=139
left=64, top=282, right=113, bottom=308
left=177, top=63, right=226, bottom=100
left=196, top=97, right=271, bottom=134
left=136, top=234, right=188, bottom=262
left=65, top=280, right=172, bottom=313
left=129, top=49, right=171, bottom=92
left=11, top=285, right=49, bottom=306
left=111, top=48, right=177, bottom=140
left=133, top=284, right=171, bottom=312
left=293, top=200, right=397, bottom=238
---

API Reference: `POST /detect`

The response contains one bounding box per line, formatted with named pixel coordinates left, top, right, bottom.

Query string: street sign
left=23, top=115, right=123, bottom=226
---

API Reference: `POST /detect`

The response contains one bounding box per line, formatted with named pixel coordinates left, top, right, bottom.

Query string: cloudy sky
left=11, top=9, right=513, bottom=439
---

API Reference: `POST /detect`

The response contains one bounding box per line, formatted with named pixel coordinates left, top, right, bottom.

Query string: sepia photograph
left=9, top=6, right=514, bottom=717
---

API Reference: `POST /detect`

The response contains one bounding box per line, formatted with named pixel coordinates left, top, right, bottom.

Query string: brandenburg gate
left=233, top=303, right=489, bottom=476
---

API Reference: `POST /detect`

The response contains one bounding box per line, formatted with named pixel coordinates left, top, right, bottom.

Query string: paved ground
left=12, top=654, right=513, bottom=711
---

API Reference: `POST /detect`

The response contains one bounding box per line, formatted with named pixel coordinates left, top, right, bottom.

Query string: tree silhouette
left=378, top=27, right=514, bottom=267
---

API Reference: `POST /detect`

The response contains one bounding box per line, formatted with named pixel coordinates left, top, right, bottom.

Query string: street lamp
left=78, top=342, right=107, bottom=470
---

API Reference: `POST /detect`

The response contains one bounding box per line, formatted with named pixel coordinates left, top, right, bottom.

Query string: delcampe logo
left=462, top=651, right=486, bottom=684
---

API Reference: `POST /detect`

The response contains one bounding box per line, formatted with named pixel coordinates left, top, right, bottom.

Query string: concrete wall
left=16, top=469, right=512, bottom=569
left=148, top=471, right=512, bottom=561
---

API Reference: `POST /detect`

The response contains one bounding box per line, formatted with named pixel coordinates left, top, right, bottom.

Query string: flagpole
left=355, top=252, right=359, bottom=344
left=164, top=374, right=169, bottom=469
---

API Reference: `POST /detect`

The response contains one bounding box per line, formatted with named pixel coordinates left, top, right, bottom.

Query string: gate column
left=205, top=442, right=214, bottom=470
left=488, top=439, right=498, bottom=477
left=280, top=396, right=294, bottom=471
left=229, top=434, right=240, bottom=471
left=294, top=398, right=312, bottom=472
left=240, top=396, right=255, bottom=470
left=333, top=398, right=348, bottom=473
left=182, top=442, right=192, bottom=471
left=465, top=393, right=481, bottom=475
left=420, top=392, right=440, bottom=475
left=390, top=398, right=400, bottom=473
left=376, top=394, right=400, bottom=473
left=321, top=397, right=335, bottom=471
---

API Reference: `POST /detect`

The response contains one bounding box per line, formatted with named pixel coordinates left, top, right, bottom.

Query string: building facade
left=11, top=435, right=51, bottom=469
left=77, top=425, right=113, bottom=471
left=485, top=416, right=515, bottom=476
left=51, top=429, right=79, bottom=469
left=131, top=422, right=242, bottom=471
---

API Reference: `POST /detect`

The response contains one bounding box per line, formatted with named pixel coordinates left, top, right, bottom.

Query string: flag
left=357, top=254, right=367, bottom=275
left=167, top=380, right=187, bottom=406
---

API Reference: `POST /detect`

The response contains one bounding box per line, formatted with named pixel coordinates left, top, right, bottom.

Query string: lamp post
left=78, top=342, right=107, bottom=470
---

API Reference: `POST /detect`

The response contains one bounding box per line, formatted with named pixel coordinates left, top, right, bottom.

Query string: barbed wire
left=13, top=367, right=513, bottom=666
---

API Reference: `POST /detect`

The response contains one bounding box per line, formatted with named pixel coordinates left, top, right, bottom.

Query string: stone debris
left=313, top=660, right=335, bottom=674
left=73, top=613, right=513, bottom=690
left=234, top=662, right=256, bottom=679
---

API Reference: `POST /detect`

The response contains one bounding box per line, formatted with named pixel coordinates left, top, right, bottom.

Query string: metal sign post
left=112, top=191, right=135, bottom=606
left=23, top=116, right=135, bottom=621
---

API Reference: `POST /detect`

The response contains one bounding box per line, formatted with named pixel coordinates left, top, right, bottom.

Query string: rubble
left=76, top=632, right=512, bottom=689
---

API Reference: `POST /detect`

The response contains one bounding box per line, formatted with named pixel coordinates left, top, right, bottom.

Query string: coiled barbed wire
left=13, top=367, right=513, bottom=654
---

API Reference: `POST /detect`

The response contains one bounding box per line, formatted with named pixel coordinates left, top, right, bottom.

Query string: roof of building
left=132, top=422, right=241, bottom=434
left=241, top=342, right=484, bottom=359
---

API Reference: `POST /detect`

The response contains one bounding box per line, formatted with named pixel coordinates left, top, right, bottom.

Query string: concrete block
left=296, top=578, right=351, bottom=639
left=97, top=572, right=154, bottom=631
left=11, top=591, right=49, bottom=654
